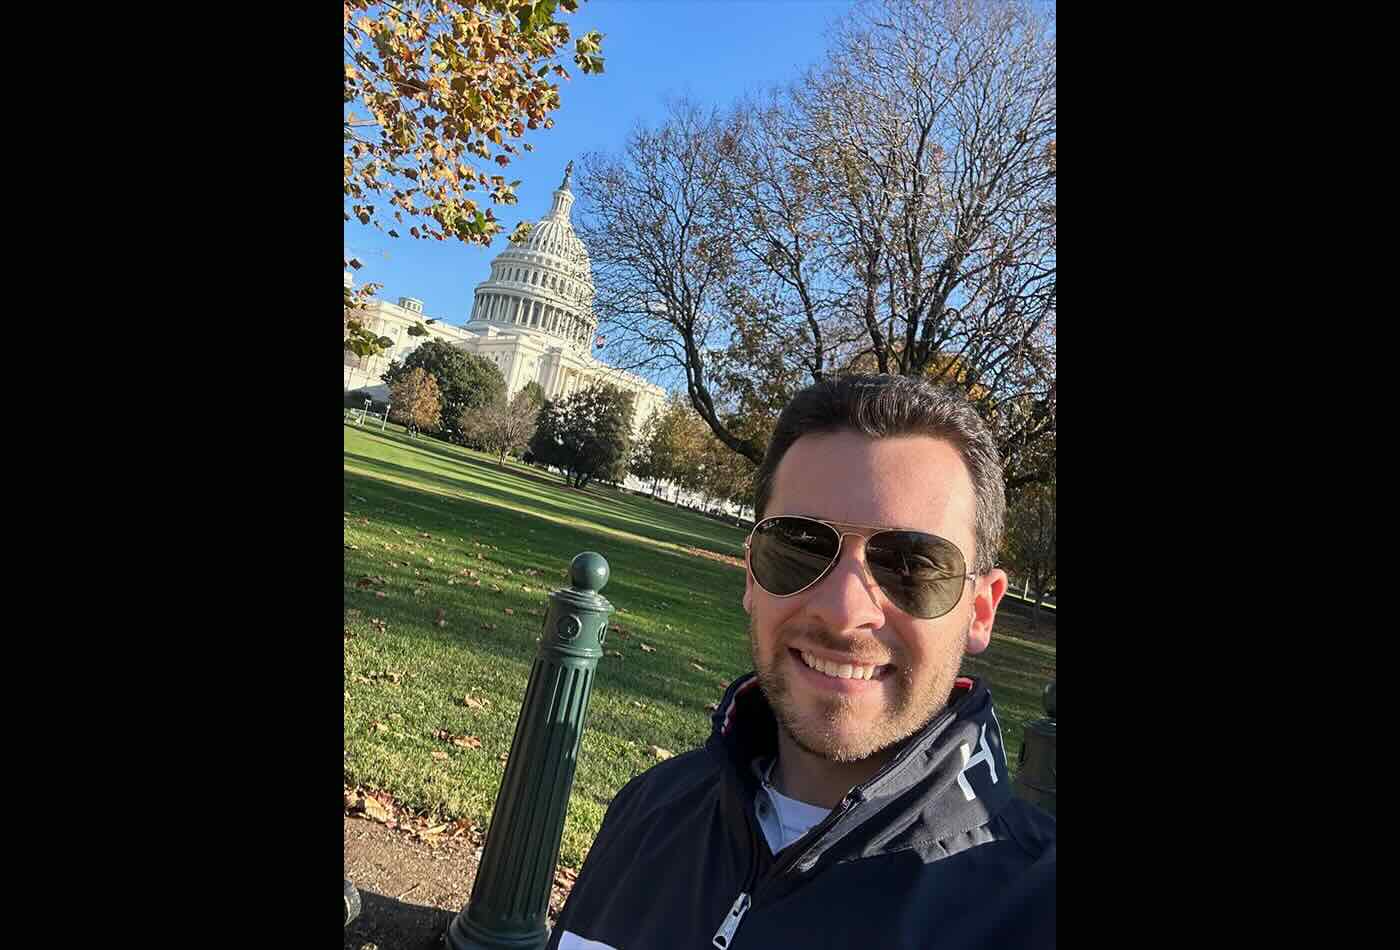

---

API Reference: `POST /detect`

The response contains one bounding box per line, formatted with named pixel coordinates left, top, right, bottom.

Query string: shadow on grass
left=348, top=426, right=744, bottom=554
left=344, top=888, right=454, bottom=950
left=343, top=469, right=750, bottom=703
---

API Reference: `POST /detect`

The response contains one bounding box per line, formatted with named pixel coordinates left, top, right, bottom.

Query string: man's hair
left=753, top=374, right=1005, bottom=574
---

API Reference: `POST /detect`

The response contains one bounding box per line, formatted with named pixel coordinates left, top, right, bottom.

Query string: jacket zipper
left=710, top=791, right=864, bottom=948
left=769, top=790, right=862, bottom=878
left=711, top=891, right=750, bottom=948
left=710, top=789, right=769, bottom=949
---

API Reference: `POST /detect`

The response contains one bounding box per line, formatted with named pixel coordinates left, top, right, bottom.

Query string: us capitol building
left=344, top=163, right=665, bottom=436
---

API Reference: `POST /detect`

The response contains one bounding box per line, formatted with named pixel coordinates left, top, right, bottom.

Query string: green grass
left=343, top=421, right=1056, bottom=867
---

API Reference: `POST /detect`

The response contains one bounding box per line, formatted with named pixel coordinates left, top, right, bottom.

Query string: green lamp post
left=446, top=552, right=614, bottom=950
left=1013, top=679, right=1056, bottom=816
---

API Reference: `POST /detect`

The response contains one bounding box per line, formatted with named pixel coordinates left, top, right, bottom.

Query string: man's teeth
left=800, top=651, right=879, bottom=680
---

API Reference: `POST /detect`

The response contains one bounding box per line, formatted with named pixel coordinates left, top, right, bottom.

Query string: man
left=550, top=375, right=1055, bottom=949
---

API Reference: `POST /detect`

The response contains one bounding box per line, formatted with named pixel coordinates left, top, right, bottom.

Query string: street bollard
left=1014, top=680, right=1055, bottom=816
left=446, top=552, right=614, bottom=950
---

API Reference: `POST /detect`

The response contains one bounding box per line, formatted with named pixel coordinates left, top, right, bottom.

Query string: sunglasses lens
left=863, top=531, right=968, bottom=619
left=749, top=517, right=841, bottom=595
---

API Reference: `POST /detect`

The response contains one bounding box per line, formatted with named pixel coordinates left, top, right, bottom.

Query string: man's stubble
left=749, top=616, right=969, bottom=764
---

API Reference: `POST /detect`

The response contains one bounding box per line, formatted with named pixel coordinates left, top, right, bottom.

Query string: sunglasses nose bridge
left=831, top=530, right=883, bottom=592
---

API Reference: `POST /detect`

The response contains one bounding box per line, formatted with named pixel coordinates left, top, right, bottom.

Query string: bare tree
left=460, top=387, right=543, bottom=467
left=577, top=0, right=1055, bottom=485
left=576, top=100, right=766, bottom=463
left=800, top=0, right=1057, bottom=488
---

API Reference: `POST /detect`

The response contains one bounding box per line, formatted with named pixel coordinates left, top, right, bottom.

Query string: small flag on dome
left=595, top=335, right=606, bottom=349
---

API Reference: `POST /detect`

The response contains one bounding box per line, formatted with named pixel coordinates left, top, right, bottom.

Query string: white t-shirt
left=752, top=757, right=832, bottom=854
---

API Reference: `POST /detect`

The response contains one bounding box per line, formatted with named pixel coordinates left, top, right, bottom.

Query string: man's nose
left=800, top=540, right=886, bottom=632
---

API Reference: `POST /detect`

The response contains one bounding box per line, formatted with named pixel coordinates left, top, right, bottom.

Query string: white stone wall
left=344, top=295, right=665, bottom=440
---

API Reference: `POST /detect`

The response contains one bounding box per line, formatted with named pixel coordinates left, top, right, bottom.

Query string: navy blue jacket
left=549, top=674, right=1055, bottom=949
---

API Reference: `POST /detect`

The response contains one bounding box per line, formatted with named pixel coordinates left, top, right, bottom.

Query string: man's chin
left=781, top=711, right=889, bottom=764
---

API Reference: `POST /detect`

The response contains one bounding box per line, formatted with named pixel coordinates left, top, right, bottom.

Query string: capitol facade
left=344, top=164, right=665, bottom=437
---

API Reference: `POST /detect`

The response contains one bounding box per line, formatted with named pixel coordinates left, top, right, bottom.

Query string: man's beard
left=750, top=617, right=968, bottom=764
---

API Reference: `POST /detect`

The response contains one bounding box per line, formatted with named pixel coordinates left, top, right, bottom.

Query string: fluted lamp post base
left=445, top=552, right=613, bottom=950
left=446, top=914, right=548, bottom=950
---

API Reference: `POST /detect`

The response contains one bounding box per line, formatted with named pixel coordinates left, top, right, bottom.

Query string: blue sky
left=344, top=0, right=852, bottom=345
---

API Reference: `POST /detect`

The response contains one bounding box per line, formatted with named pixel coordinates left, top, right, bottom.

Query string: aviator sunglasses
left=744, top=515, right=977, bottom=620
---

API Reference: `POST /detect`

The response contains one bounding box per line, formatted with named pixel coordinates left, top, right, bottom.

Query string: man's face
left=744, top=430, right=1006, bottom=763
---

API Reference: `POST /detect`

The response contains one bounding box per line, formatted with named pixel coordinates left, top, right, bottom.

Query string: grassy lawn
left=343, top=420, right=1056, bottom=868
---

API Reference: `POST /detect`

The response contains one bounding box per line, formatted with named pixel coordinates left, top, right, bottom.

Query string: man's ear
left=742, top=564, right=754, bottom=615
left=965, top=568, right=1007, bottom=655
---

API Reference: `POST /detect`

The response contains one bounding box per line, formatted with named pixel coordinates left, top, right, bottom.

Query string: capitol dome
left=465, top=162, right=596, bottom=353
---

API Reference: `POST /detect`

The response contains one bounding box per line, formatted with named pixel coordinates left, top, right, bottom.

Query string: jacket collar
left=706, top=672, right=1014, bottom=848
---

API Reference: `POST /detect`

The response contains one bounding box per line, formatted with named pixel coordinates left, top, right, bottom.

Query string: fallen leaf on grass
left=452, top=735, right=482, bottom=749
left=431, top=750, right=449, bottom=760
left=374, top=721, right=389, bottom=732
left=690, top=662, right=707, bottom=672
left=639, top=643, right=655, bottom=653
left=481, top=622, right=498, bottom=631
left=426, top=557, right=434, bottom=564
left=462, top=695, right=489, bottom=710
left=375, top=591, right=387, bottom=599
left=503, top=608, right=514, bottom=616
left=362, top=797, right=392, bottom=822
left=647, top=745, right=674, bottom=761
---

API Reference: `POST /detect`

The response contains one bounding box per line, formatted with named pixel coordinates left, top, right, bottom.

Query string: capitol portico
left=344, top=163, right=665, bottom=436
